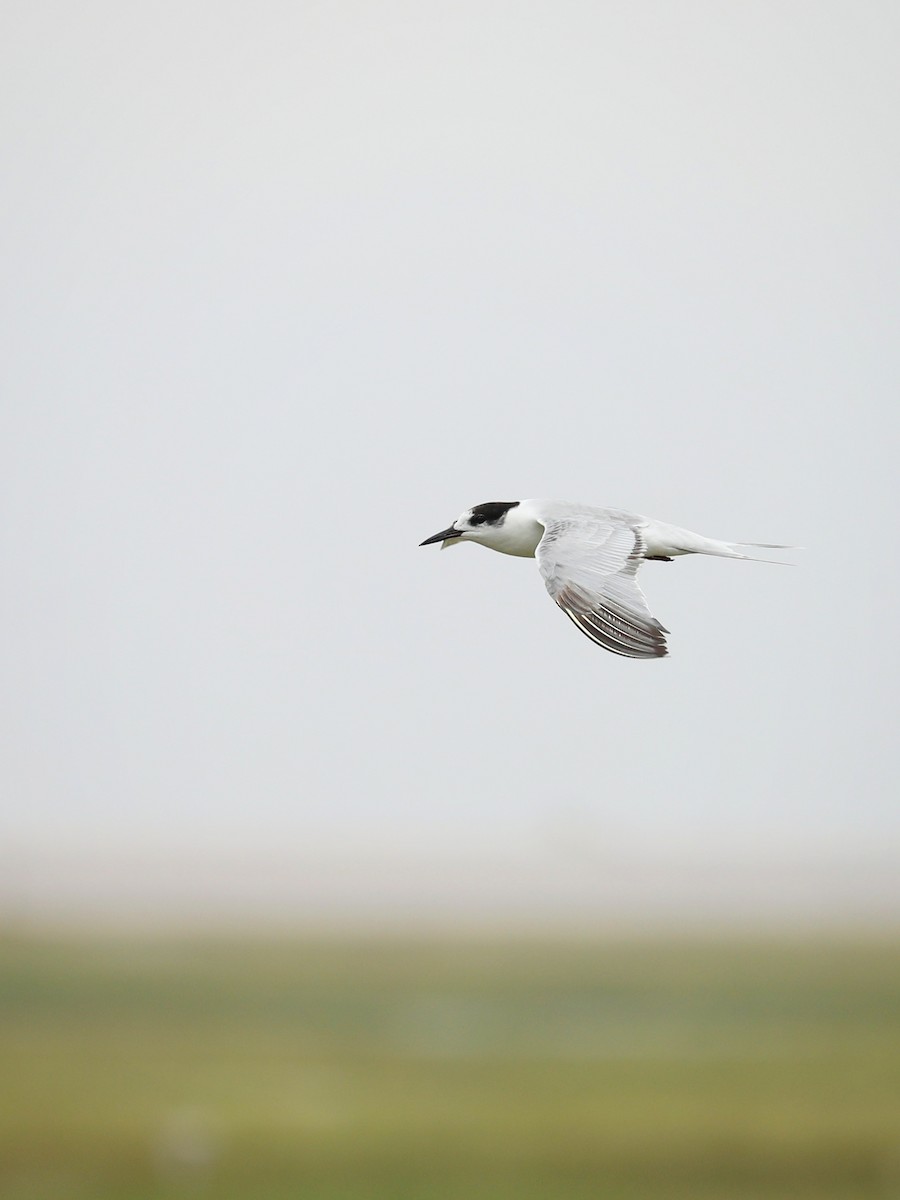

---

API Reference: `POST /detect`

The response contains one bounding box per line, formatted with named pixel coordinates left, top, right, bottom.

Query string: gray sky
left=2, top=2, right=898, bottom=923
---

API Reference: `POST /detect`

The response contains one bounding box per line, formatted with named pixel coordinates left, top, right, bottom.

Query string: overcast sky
left=2, top=2, right=898, bottom=922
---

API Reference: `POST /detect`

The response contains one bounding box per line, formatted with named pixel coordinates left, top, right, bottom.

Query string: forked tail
left=643, top=521, right=798, bottom=564
left=704, top=539, right=797, bottom=565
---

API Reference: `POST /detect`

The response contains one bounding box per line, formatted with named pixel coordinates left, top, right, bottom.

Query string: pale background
left=2, top=1, right=898, bottom=925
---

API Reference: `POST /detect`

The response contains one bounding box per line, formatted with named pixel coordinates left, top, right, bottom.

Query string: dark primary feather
left=555, top=581, right=668, bottom=659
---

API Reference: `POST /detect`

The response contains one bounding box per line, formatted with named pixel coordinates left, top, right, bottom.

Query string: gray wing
left=535, top=514, right=668, bottom=659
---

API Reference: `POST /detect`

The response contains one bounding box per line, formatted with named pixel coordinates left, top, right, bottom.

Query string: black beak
left=419, top=526, right=459, bottom=546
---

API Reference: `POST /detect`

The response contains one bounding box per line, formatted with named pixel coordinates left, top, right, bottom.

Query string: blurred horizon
left=4, top=841, right=897, bottom=931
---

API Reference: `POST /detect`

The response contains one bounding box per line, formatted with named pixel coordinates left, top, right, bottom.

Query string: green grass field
left=1, top=932, right=898, bottom=1199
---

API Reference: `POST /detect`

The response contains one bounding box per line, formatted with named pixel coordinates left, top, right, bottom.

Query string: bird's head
left=419, top=501, right=521, bottom=549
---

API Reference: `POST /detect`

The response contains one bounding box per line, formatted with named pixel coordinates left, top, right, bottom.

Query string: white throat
left=470, top=503, right=545, bottom=558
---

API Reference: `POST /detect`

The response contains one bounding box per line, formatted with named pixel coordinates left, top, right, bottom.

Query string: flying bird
left=420, top=500, right=791, bottom=659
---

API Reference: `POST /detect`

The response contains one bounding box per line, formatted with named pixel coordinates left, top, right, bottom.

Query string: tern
left=420, top=500, right=791, bottom=659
